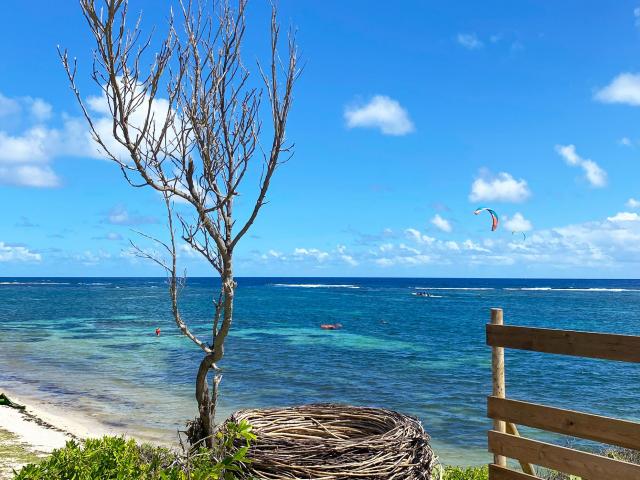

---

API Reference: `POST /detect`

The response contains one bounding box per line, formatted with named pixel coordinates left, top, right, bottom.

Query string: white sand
left=0, top=390, right=113, bottom=443
left=0, top=404, right=75, bottom=479
left=0, top=391, right=116, bottom=478
left=0, top=388, right=182, bottom=478
left=0, top=406, right=72, bottom=454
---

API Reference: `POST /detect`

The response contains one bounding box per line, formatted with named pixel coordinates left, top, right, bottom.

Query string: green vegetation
left=437, top=465, right=489, bottom=480
left=0, top=428, right=43, bottom=478
left=603, top=446, right=640, bottom=465
left=13, top=426, right=639, bottom=480
left=13, top=421, right=255, bottom=480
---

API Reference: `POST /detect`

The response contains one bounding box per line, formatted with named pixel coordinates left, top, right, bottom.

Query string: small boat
left=412, top=292, right=442, bottom=298
left=320, top=323, right=343, bottom=330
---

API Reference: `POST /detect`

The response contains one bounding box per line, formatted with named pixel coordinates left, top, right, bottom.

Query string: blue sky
left=1, top=1, right=640, bottom=277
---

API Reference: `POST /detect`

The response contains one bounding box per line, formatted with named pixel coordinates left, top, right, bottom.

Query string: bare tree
left=59, top=0, right=299, bottom=446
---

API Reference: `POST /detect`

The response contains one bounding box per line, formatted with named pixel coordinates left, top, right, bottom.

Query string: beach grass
left=0, top=428, right=42, bottom=479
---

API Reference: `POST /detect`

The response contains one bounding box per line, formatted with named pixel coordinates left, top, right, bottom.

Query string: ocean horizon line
left=1, top=275, right=640, bottom=280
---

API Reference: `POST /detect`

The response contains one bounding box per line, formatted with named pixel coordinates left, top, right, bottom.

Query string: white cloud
left=29, top=98, right=53, bottom=122
left=462, top=239, right=490, bottom=253
left=293, top=248, right=330, bottom=263
left=0, top=164, right=59, bottom=187
left=340, top=254, right=358, bottom=266
left=0, top=242, right=41, bottom=262
left=251, top=207, right=640, bottom=272
left=176, top=243, right=202, bottom=259
left=108, top=206, right=129, bottom=225
left=626, top=198, right=640, bottom=209
left=620, top=137, right=633, bottom=147
left=555, top=144, right=607, bottom=188
left=0, top=94, right=52, bottom=122
left=256, top=245, right=359, bottom=267
left=344, top=95, right=414, bottom=136
left=399, top=243, right=421, bottom=255
left=387, top=211, right=640, bottom=269
left=259, top=249, right=285, bottom=262
left=75, top=250, right=112, bottom=266
left=556, top=144, right=580, bottom=165
left=0, top=127, right=51, bottom=163
left=431, top=214, right=452, bottom=232
left=0, top=93, right=20, bottom=118
left=445, top=241, right=460, bottom=251
left=457, top=33, right=483, bottom=50
left=581, top=160, right=607, bottom=187
left=0, top=84, right=174, bottom=188
left=374, top=258, right=394, bottom=267
left=376, top=255, right=430, bottom=267
left=336, top=244, right=358, bottom=266
left=92, top=232, right=124, bottom=241
left=0, top=92, right=102, bottom=188
left=503, top=212, right=533, bottom=232
left=635, top=7, right=640, bottom=27
left=86, top=83, right=173, bottom=160
left=595, top=73, right=640, bottom=106
left=469, top=171, right=531, bottom=203
left=607, top=212, right=640, bottom=222
left=105, top=205, right=157, bottom=225
left=404, top=228, right=436, bottom=245
left=379, top=243, right=394, bottom=252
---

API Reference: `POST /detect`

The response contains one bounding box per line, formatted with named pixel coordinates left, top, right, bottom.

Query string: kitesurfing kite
left=512, top=231, right=526, bottom=241
left=474, top=207, right=499, bottom=231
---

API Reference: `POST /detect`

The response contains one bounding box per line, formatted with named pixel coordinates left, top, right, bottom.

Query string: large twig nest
left=225, top=403, right=435, bottom=479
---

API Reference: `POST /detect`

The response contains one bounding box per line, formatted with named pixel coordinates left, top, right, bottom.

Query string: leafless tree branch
left=63, top=0, right=299, bottom=446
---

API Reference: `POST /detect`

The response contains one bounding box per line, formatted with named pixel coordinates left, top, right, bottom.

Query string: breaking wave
left=504, top=287, right=640, bottom=292
left=414, top=287, right=494, bottom=291
left=272, top=284, right=360, bottom=289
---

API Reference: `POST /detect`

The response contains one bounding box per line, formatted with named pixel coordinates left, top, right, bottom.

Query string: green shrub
left=14, top=437, right=158, bottom=480
left=13, top=420, right=255, bottom=480
left=434, top=465, right=489, bottom=480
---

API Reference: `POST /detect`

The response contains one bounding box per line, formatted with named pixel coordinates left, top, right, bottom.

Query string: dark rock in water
left=0, top=393, right=25, bottom=410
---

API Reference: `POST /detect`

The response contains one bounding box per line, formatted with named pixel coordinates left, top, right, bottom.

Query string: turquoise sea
left=1, top=277, right=640, bottom=465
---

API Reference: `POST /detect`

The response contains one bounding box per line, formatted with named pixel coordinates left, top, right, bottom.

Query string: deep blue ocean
left=1, top=277, right=640, bottom=464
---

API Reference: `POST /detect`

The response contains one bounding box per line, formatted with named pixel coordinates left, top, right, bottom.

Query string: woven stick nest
left=224, top=403, right=435, bottom=479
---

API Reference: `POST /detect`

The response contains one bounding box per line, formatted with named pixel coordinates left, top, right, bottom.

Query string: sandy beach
left=0, top=407, right=69, bottom=477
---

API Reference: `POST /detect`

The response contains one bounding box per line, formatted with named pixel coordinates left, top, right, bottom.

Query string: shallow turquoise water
left=1, top=277, right=639, bottom=465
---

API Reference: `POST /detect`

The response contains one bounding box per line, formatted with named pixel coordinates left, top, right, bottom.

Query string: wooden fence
left=486, top=308, right=640, bottom=480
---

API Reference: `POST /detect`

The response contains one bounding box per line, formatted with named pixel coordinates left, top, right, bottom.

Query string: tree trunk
left=195, top=260, right=235, bottom=448
left=195, top=353, right=217, bottom=447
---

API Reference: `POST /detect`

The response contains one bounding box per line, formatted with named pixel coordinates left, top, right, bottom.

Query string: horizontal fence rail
left=486, top=324, right=640, bottom=362
left=485, top=308, right=640, bottom=479
left=487, top=396, right=640, bottom=451
left=488, top=431, right=640, bottom=480
left=488, top=464, right=541, bottom=480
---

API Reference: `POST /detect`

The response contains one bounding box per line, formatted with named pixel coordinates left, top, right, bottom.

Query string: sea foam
left=272, top=284, right=360, bottom=289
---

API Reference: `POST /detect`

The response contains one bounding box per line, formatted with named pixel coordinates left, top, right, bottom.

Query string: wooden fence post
left=491, top=308, right=507, bottom=468
left=490, top=308, right=536, bottom=476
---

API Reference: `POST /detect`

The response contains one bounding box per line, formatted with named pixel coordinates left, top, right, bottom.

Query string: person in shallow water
left=155, top=327, right=161, bottom=336
left=320, top=323, right=343, bottom=330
